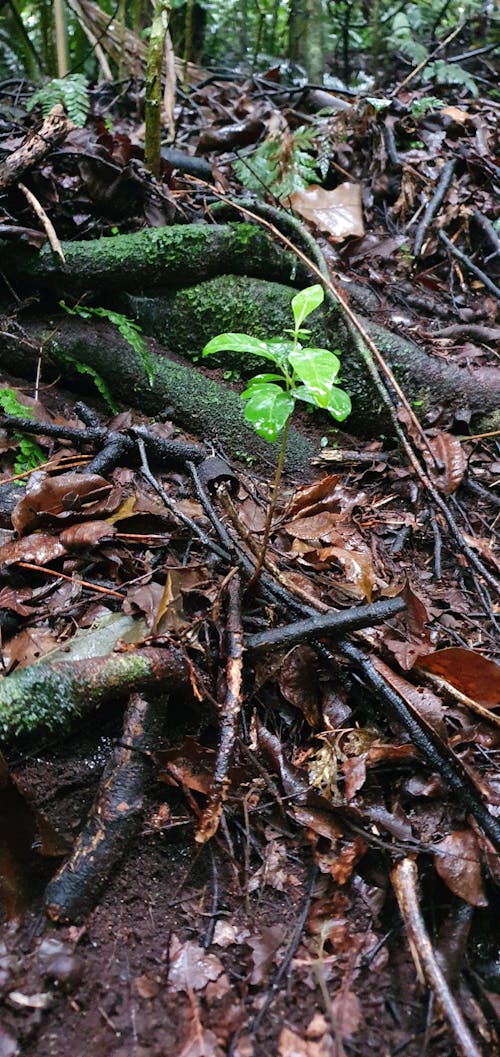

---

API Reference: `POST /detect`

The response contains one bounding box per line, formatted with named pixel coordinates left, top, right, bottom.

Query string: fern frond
left=27, top=74, right=89, bottom=127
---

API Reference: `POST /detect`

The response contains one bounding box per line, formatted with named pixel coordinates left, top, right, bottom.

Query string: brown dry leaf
left=342, top=756, right=367, bottom=800
left=134, top=973, right=160, bottom=999
left=331, top=990, right=362, bottom=1038
left=248, top=836, right=288, bottom=893
left=156, top=737, right=216, bottom=796
left=323, top=837, right=367, bottom=885
left=418, top=647, right=500, bottom=707
left=278, top=1027, right=334, bottom=1057
left=433, top=830, right=488, bottom=906
left=461, top=532, right=500, bottom=573
left=0, top=533, right=66, bottom=566
left=426, top=432, right=467, bottom=494
left=312, top=545, right=377, bottom=602
left=12, top=471, right=112, bottom=534
left=383, top=582, right=431, bottom=670
left=278, top=645, right=321, bottom=727
left=238, top=494, right=267, bottom=534
left=106, top=495, right=137, bottom=523
left=284, top=511, right=341, bottom=543
left=286, top=475, right=341, bottom=519
left=247, top=926, right=283, bottom=985
left=440, top=106, right=470, bottom=124
left=0, top=586, right=35, bottom=616
left=1, top=627, right=60, bottom=672
left=290, top=182, right=364, bottom=241
left=167, top=935, right=227, bottom=993
left=60, top=520, right=117, bottom=548
left=178, top=1026, right=222, bottom=1057
left=371, top=656, right=447, bottom=737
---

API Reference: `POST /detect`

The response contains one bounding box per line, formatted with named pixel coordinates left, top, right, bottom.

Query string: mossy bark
left=122, top=275, right=500, bottom=431
left=2, top=223, right=499, bottom=431
left=0, top=222, right=305, bottom=299
left=0, top=316, right=316, bottom=474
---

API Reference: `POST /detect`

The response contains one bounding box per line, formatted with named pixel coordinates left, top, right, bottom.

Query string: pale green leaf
left=327, top=387, right=352, bottom=421
left=291, top=285, right=324, bottom=330
left=202, top=333, right=280, bottom=363
left=242, top=384, right=294, bottom=442
left=289, top=347, right=341, bottom=408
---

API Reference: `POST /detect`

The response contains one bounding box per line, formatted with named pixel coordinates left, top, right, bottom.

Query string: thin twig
left=196, top=573, right=244, bottom=843
left=439, top=229, right=500, bottom=301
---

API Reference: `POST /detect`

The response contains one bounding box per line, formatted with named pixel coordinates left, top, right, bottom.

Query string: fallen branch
left=392, top=858, right=482, bottom=1057
left=439, top=229, right=500, bottom=301
left=0, top=645, right=189, bottom=739
left=245, top=597, right=406, bottom=653
left=196, top=573, right=244, bottom=843
left=44, top=690, right=166, bottom=923
left=0, top=105, right=74, bottom=192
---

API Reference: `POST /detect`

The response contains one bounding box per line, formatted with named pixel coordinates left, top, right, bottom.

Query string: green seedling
left=202, top=283, right=351, bottom=582
left=0, top=387, right=44, bottom=476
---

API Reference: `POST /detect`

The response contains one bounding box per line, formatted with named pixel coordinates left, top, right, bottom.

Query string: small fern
left=27, top=74, right=90, bottom=127
left=0, top=387, right=45, bottom=476
left=233, top=127, right=319, bottom=201
left=50, top=349, right=119, bottom=414
left=60, top=303, right=155, bottom=387
left=423, top=60, right=478, bottom=96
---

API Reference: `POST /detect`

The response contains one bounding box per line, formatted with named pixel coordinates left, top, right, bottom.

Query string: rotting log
left=1, top=221, right=499, bottom=432
left=0, top=222, right=306, bottom=297
left=0, top=317, right=316, bottom=474
left=44, top=690, right=167, bottom=923
left=0, top=646, right=189, bottom=739
left=122, top=274, right=500, bottom=430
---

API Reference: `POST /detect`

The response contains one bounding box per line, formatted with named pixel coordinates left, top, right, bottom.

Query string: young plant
left=0, top=387, right=45, bottom=476
left=27, top=74, right=90, bottom=127
left=202, top=284, right=351, bottom=582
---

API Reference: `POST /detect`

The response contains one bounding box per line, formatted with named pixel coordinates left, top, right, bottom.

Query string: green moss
left=124, top=275, right=332, bottom=373
left=0, top=651, right=158, bottom=739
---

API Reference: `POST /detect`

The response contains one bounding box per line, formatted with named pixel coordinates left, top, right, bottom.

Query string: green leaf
left=51, top=350, right=119, bottom=414
left=242, top=384, right=294, bottom=442
left=202, top=333, right=280, bottom=364
left=291, top=285, right=324, bottom=330
left=288, top=347, right=341, bottom=408
left=327, top=387, right=352, bottom=422
left=242, top=373, right=284, bottom=389
left=0, top=388, right=35, bottom=419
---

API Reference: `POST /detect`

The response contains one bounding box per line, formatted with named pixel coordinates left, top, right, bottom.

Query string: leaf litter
left=0, top=56, right=499, bottom=1057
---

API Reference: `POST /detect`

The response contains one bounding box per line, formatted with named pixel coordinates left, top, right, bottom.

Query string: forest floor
left=0, top=64, right=499, bottom=1057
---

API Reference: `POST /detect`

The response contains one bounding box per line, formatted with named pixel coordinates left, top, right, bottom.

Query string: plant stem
left=246, top=414, right=291, bottom=591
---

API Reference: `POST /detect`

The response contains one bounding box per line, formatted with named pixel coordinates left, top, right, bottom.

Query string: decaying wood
left=0, top=645, right=190, bottom=739
left=392, top=859, right=483, bottom=1057
left=196, top=573, right=244, bottom=843
left=44, top=691, right=166, bottom=923
left=0, top=105, right=74, bottom=192
left=2, top=223, right=499, bottom=431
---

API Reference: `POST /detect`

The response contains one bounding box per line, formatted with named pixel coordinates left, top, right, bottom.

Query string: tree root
left=44, top=691, right=167, bottom=923
left=0, top=646, right=189, bottom=739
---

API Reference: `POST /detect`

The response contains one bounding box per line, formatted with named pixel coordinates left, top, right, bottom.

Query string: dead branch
left=44, top=691, right=166, bottom=923
left=0, top=645, right=190, bottom=739
left=392, top=858, right=482, bottom=1057
left=196, top=573, right=244, bottom=842
left=0, top=105, right=74, bottom=193
left=245, top=597, right=406, bottom=653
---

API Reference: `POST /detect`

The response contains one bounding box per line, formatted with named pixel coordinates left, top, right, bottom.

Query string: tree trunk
left=289, top=0, right=325, bottom=82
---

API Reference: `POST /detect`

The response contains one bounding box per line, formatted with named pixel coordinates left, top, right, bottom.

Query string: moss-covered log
left=2, top=222, right=499, bottom=431
left=0, top=316, right=316, bottom=473
left=123, top=275, right=500, bottom=430
left=0, top=646, right=188, bottom=739
left=0, top=222, right=306, bottom=299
